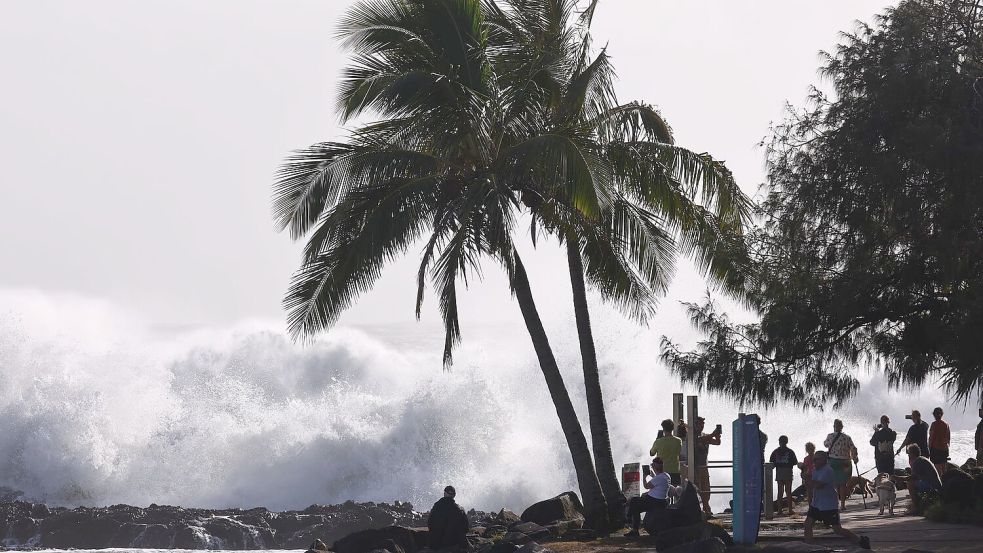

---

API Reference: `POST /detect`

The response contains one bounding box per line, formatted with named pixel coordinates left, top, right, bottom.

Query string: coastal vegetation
left=662, top=0, right=983, bottom=408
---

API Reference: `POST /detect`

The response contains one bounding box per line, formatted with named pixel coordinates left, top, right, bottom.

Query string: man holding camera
left=896, top=410, right=930, bottom=460
left=692, top=417, right=722, bottom=517
left=869, top=415, right=897, bottom=475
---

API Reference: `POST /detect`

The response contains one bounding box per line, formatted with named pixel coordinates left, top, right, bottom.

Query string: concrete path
left=746, top=489, right=983, bottom=551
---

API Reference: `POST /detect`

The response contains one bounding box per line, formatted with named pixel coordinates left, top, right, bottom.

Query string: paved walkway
left=730, top=489, right=983, bottom=551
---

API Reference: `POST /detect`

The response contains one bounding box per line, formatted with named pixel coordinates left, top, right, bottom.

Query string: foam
left=0, top=289, right=978, bottom=512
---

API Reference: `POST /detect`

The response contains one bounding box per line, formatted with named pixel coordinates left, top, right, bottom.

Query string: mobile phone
left=715, top=424, right=722, bottom=434
left=905, top=414, right=913, bottom=420
left=642, top=465, right=651, bottom=476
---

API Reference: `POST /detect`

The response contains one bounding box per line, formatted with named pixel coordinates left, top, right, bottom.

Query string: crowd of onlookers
left=628, top=407, right=983, bottom=549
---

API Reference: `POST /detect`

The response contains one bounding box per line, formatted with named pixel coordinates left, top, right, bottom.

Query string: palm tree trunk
left=565, top=238, right=628, bottom=526
left=511, top=253, right=610, bottom=532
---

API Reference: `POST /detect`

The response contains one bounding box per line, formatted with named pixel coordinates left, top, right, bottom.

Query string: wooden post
left=672, top=393, right=684, bottom=432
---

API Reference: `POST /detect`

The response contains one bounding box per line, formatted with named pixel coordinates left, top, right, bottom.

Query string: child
left=770, top=435, right=798, bottom=516
left=799, top=442, right=816, bottom=508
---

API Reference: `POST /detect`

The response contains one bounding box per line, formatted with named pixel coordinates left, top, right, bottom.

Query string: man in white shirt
left=625, top=457, right=679, bottom=537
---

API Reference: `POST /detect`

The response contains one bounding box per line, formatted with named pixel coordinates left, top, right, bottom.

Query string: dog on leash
left=874, top=473, right=897, bottom=515
left=845, top=475, right=875, bottom=499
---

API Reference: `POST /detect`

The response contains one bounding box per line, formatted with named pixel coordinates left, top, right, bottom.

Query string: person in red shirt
left=799, top=442, right=816, bottom=506
left=928, top=407, right=951, bottom=475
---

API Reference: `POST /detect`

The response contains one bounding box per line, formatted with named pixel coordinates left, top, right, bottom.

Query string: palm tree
left=273, top=0, right=750, bottom=531
left=485, top=0, right=751, bottom=523
left=273, top=0, right=614, bottom=529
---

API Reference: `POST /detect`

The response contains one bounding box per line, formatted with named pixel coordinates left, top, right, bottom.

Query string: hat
left=444, top=486, right=456, bottom=497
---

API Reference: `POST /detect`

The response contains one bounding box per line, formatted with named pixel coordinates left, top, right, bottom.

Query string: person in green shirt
left=650, top=419, right=683, bottom=484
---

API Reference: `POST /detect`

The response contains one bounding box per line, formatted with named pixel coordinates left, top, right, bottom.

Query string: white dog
left=875, top=473, right=897, bottom=515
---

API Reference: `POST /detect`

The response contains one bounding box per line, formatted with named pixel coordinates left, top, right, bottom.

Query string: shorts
left=776, top=466, right=794, bottom=482
left=929, top=447, right=949, bottom=465
left=693, top=467, right=710, bottom=493
left=828, top=458, right=852, bottom=486
left=806, top=506, right=841, bottom=526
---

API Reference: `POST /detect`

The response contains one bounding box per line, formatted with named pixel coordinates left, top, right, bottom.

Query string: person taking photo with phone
left=693, top=417, right=722, bottom=517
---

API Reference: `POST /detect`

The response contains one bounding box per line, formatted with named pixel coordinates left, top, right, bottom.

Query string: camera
left=714, top=424, right=722, bottom=435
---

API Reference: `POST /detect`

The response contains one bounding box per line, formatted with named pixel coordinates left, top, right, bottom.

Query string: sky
left=0, top=0, right=895, bottom=333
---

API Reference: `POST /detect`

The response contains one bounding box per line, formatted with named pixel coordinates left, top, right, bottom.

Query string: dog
left=874, top=473, right=897, bottom=515
left=845, top=475, right=875, bottom=500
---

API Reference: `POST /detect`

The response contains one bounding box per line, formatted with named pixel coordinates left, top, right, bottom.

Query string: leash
left=854, top=460, right=868, bottom=509
left=856, top=466, right=878, bottom=477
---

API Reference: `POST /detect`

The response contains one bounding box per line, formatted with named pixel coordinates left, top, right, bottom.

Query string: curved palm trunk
left=512, top=254, right=610, bottom=532
left=565, top=239, right=628, bottom=526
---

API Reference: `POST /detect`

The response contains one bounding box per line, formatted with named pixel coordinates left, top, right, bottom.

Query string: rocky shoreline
left=0, top=499, right=440, bottom=549
left=1, top=490, right=727, bottom=553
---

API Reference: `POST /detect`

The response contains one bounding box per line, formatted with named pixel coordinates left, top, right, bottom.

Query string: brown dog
left=845, top=475, right=874, bottom=499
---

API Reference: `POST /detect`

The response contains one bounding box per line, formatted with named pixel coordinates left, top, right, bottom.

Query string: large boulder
left=941, top=468, right=975, bottom=508
left=332, top=526, right=423, bottom=553
left=649, top=522, right=733, bottom=552
left=506, top=521, right=550, bottom=541
left=520, top=493, right=585, bottom=526
left=494, top=509, right=521, bottom=525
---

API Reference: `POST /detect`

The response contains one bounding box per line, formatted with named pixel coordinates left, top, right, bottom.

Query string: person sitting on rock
left=905, top=444, right=943, bottom=514
left=428, top=485, right=469, bottom=551
left=625, top=457, right=678, bottom=537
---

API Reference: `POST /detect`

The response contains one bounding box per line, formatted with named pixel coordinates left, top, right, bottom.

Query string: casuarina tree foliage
left=273, top=0, right=749, bottom=529
left=662, top=0, right=983, bottom=408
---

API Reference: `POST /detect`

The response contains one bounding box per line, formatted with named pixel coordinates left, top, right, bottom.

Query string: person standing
left=869, top=415, right=897, bottom=475
left=824, top=419, right=858, bottom=510
left=625, top=457, right=679, bottom=537
left=650, top=419, right=683, bottom=485
left=693, top=417, right=722, bottom=517
left=803, top=451, right=871, bottom=549
left=799, top=442, right=816, bottom=507
left=770, top=435, right=798, bottom=516
left=896, top=410, right=930, bottom=459
left=928, top=407, right=951, bottom=475
left=976, top=408, right=983, bottom=463
left=428, top=486, right=469, bottom=551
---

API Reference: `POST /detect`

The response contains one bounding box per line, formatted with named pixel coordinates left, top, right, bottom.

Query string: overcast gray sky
left=0, top=0, right=894, bottom=331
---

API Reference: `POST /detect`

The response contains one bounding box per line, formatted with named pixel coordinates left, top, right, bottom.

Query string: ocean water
left=0, top=289, right=978, bottom=515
